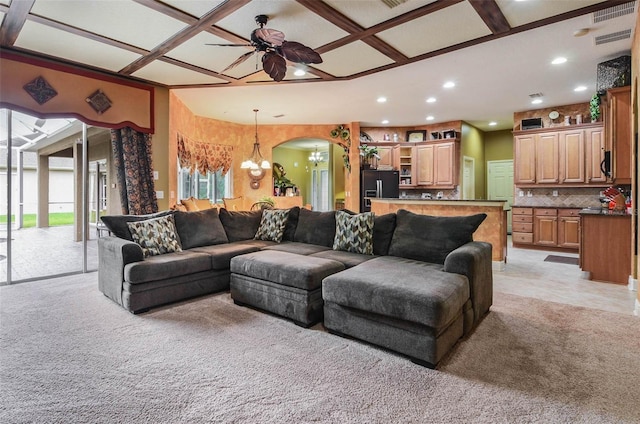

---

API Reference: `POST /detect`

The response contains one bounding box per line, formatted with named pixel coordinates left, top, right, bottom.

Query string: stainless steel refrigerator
left=360, top=170, right=399, bottom=212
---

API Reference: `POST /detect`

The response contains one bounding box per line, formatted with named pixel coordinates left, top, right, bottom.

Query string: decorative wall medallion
left=23, top=76, right=58, bottom=105
left=86, top=89, right=112, bottom=114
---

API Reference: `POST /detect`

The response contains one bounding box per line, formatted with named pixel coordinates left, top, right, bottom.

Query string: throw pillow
left=282, top=206, right=300, bottom=242
left=219, top=208, right=263, bottom=242
left=181, top=197, right=200, bottom=211
left=254, top=209, right=290, bottom=243
left=332, top=210, right=374, bottom=255
left=126, top=214, right=182, bottom=257
left=173, top=208, right=229, bottom=249
left=101, top=210, right=175, bottom=241
left=293, top=209, right=336, bottom=247
left=388, top=209, right=486, bottom=264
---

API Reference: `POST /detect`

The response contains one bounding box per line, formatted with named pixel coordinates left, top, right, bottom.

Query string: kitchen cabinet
left=415, top=144, right=434, bottom=186
left=604, top=86, right=632, bottom=184
left=394, top=141, right=458, bottom=189
left=375, top=144, right=396, bottom=169
left=512, top=207, right=580, bottom=251
left=580, top=212, right=631, bottom=284
left=397, top=145, right=415, bottom=187
left=513, top=124, right=606, bottom=187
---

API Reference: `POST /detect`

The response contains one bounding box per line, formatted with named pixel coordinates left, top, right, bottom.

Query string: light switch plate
left=552, top=190, right=558, bottom=197
left=527, top=191, right=532, bottom=197
left=518, top=190, right=524, bottom=197
left=153, top=171, right=159, bottom=180
left=156, top=190, right=164, bottom=199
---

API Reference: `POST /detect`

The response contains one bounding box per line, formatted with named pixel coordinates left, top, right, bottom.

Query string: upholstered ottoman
left=322, top=256, right=470, bottom=368
left=230, top=250, right=345, bottom=327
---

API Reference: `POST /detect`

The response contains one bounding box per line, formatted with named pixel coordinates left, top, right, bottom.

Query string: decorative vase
left=361, top=163, right=371, bottom=170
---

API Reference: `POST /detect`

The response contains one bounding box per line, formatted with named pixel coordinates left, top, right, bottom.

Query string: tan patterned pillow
left=333, top=210, right=374, bottom=255
left=254, top=209, right=290, bottom=243
left=127, top=214, right=182, bottom=257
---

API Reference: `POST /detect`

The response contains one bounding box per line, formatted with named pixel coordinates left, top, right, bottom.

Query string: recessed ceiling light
left=531, top=99, right=543, bottom=104
left=574, top=85, right=587, bottom=92
left=426, top=97, right=436, bottom=103
left=377, top=96, right=387, bottom=103
left=489, top=121, right=497, bottom=126
left=552, top=57, right=567, bottom=65
left=294, top=69, right=306, bottom=76
left=426, top=116, right=435, bottom=121
left=443, top=81, right=455, bottom=88
left=381, top=119, right=389, bottom=124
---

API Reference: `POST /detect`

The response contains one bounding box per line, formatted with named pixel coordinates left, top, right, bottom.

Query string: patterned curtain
left=177, top=134, right=233, bottom=175
left=111, top=127, right=158, bottom=215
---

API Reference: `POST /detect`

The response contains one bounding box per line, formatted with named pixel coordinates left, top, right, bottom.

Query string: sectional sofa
left=98, top=206, right=492, bottom=367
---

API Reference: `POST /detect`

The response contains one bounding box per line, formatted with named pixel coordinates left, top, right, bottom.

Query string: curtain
left=177, top=134, right=233, bottom=175
left=111, top=127, right=158, bottom=215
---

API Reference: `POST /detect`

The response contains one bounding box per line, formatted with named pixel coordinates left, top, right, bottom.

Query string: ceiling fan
left=207, top=15, right=322, bottom=82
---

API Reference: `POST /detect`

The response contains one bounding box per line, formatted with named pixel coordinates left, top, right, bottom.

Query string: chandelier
left=241, top=109, right=271, bottom=189
left=308, top=145, right=325, bottom=166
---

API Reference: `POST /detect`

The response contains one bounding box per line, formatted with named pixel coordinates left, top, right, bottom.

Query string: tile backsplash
left=513, top=187, right=625, bottom=208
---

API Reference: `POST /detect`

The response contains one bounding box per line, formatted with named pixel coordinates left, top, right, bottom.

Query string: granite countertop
left=579, top=208, right=631, bottom=216
left=512, top=205, right=594, bottom=209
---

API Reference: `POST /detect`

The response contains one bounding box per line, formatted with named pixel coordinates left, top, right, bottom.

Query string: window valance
left=177, top=134, right=233, bottom=175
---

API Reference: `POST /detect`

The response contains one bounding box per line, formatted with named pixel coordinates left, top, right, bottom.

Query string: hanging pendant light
left=243, top=109, right=270, bottom=189
left=308, top=145, right=325, bottom=166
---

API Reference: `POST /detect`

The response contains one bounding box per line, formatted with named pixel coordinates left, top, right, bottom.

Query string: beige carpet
left=1, top=274, right=639, bottom=423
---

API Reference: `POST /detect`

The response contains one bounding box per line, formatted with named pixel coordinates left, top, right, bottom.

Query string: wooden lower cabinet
left=580, top=213, right=631, bottom=284
left=513, top=207, right=580, bottom=251
left=512, top=207, right=533, bottom=244
left=534, top=208, right=557, bottom=246
left=557, top=209, right=581, bottom=249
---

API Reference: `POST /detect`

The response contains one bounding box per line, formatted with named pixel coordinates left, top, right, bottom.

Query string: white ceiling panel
left=132, top=60, right=229, bottom=86
left=313, top=41, right=394, bottom=77
left=15, top=21, right=141, bottom=72
left=496, top=0, right=604, bottom=28
left=214, top=0, right=349, bottom=49
left=324, top=0, right=437, bottom=28
left=30, top=0, right=188, bottom=50
left=162, top=0, right=226, bottom=19
left=0, top=0, right=9, bottom=6
left=378, top=1, right=492, bottom=57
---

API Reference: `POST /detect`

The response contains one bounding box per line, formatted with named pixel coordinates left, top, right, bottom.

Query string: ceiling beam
left=119, top=0, right=251, bottom=75
left=0, top=0, right=35, bottom=46
left=469, top=0, right=511, bottom=34
left=296, top=0, right=408, bottom=62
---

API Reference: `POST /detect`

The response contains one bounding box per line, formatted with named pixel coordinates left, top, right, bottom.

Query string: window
left=177, top=164, right=231, bottom=204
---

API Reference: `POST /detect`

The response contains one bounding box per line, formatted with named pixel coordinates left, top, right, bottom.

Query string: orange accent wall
left=0, top=52, right=153, bottom=132
left=168, top=92, right=360, bottom=210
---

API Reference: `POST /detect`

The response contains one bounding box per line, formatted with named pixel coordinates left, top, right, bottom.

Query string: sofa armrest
left=98, top=236, right=144, bottom=306
left=443, top=241, right=493, bottom=326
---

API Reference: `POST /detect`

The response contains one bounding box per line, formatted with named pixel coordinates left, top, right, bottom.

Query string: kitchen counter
left=579, top=207, right=630, bottom=216
left=370, top=198, right=508, bottom=268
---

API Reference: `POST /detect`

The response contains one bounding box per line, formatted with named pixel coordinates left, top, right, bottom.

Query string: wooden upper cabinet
left=433, top=142, right=456, bottom=187
left=536, top=132, right=560, bottom=184
left=376, top=145, right=396, bottom=169
left=559, top=130, right=585, bottom=184
left=605, top=86, right=632, bottom=184
left=415, top=144, right=434, bottom=186
left=585, top=126, right=607, bottom=184
left=514, top=134, right=536, bottom=184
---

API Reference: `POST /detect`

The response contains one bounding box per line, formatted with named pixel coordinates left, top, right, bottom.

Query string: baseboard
left=492, top=261, right=505, bottom=272
left=628, top=276, right=638, bottom=292
left=635, top=299, right=640, bottom=317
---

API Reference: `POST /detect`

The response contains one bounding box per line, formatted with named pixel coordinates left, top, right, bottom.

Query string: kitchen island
left=370, top=198, right=508, bottom=269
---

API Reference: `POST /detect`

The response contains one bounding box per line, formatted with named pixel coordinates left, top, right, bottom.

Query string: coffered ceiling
left=0, top=0, right=637, bottom=131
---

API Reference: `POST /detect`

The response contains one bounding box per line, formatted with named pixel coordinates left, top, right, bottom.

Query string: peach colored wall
left=168, top=93, right=360, bottom=210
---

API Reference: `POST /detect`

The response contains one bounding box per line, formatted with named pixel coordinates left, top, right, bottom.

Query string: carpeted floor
left=1, top=274, right=639, bottom=423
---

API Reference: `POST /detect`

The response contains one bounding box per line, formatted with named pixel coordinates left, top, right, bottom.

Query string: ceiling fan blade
left=222, top=51, right=256, bottom=73
left=254, top=28, right=285, bottom=46
left=205, top=43, right=252, bottom=47
left=278, top=41, right=322, bottom=64
left=262, top=52, right=287, bottom=82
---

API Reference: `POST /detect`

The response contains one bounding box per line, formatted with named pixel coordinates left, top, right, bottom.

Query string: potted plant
left=359, top=144, right=380, bottom=169
left=590, top=92, right=601, bottom=122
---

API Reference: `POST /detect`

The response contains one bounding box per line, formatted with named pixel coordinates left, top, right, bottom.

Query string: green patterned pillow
left=333, top=210, right=374, bottom=255
left=254, top=209, right=290, bottom=243
left=127, top=214, right=182, bottom=257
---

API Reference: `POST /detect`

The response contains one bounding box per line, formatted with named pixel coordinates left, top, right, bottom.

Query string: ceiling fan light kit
left=209, top=15, right=322, bottom=82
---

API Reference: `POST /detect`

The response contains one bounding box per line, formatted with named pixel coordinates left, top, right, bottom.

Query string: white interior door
left=487, top=160, right=514, bottom=233
left=462, top=156, right=475, bottom=200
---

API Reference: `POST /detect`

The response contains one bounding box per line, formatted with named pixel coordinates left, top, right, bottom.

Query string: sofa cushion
left=231, top=250, right=344, bottom=291
left=282, top=206, right=300, bottom=242
left=101, top=210, right=174, bottom=241
left=293, top=209, right=336, bottom=247
left=388, top=209, right=486, bottom=264
left=124, top=250, right=212, bottom=284
left=372, top=213, right=396, bottom=256
left=333, top=210, right=374, bottom=255
left=254, top=208, right=290, bottom=243
left=127, top=215, right=182, bottom=257
left=190, top=243, right=260, bottom=270
left=219, top=209, right=262, bottom=242
left=322, top=256, right=469, bottom=330
left=173, top=208, right=228, bottom=249
left=262, top=241, right=330, bottom=256
left=310, top=250, right=375, bottom=268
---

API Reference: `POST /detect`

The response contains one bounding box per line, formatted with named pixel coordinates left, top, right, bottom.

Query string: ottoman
left=230, top=250, right=345, bottom=327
